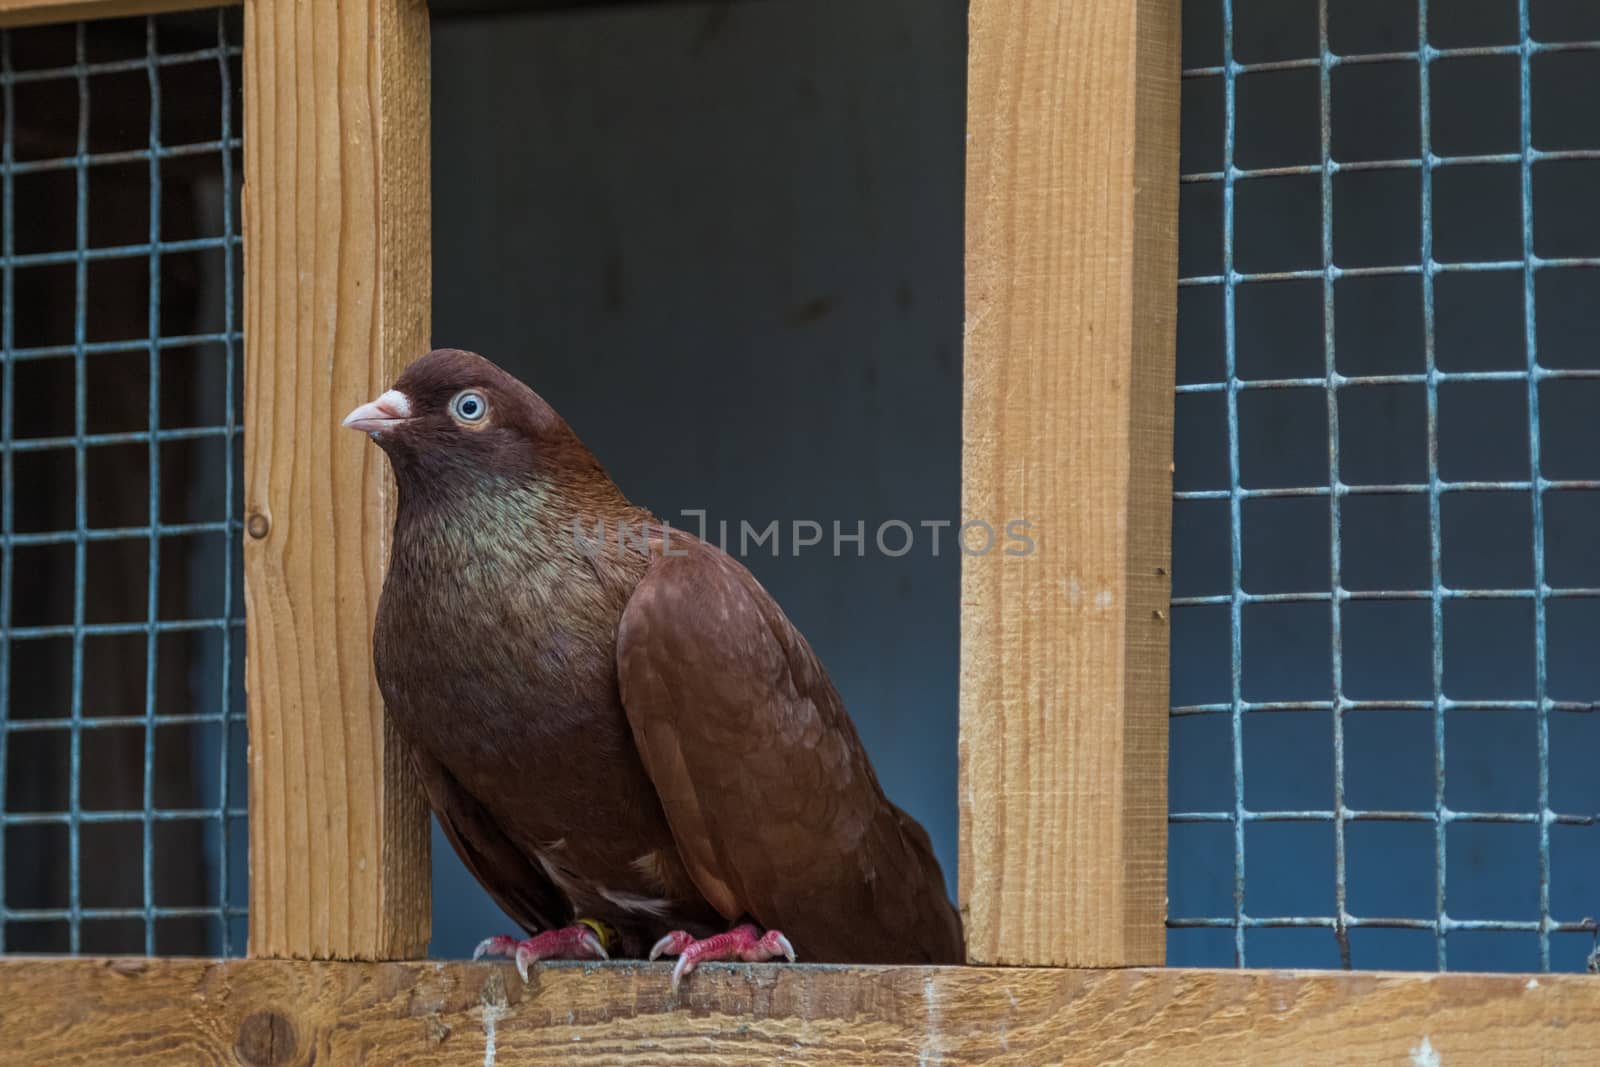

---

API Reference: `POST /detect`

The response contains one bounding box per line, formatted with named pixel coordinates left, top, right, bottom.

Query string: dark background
left=426, top=0, right=967, bottom=958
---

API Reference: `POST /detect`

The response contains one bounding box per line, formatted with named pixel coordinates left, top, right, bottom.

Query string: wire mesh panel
left=0, top=10, right=245, bottom=956
left=1170, top=0, right=1600, bottom=972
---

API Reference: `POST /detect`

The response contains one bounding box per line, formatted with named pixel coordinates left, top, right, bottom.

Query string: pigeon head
left=343, top=347, right=610, bottom=499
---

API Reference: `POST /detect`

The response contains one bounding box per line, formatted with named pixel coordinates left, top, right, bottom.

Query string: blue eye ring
left=451, top=389, right=488, bottom=423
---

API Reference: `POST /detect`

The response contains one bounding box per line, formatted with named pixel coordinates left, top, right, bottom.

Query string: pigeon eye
left=451, top=390, right=488, bottom=423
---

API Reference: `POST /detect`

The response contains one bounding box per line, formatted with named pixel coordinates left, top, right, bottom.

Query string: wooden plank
left=432, top=0, right=678, bottom=13
left=242, top=0, right=432, bottom=960
left=959, top=0, right=1181, bottom=966
left=0, top=0, right=228, bottom=28
left=5, top=959, right=1599, bottom=1065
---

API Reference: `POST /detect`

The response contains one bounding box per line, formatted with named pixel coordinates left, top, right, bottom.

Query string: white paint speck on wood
left=1410, top=1034, right=1441, bottom=1067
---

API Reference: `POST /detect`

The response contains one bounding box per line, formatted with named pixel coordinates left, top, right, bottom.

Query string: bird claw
left=515, top=945, right=539, bottom=984
left=767, top=930, right=798, bottom=963
left=472, top=934, right=520, bottom=961
left=650, top=923, right=796, bottom=992
left=472, top=926, right=609, bottom=982
left=671, top=952, right=695, bottom=991
left=648, top=930, right=695, bottom=961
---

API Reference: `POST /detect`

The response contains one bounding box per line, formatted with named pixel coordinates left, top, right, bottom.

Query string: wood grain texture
left=6, top=959, right=1600, bottom=1065
left=0, top=0, right=228, bottom=28
left=243, top=0, right=431, bottom=960
left=960, top=0, right=1181, bottom=966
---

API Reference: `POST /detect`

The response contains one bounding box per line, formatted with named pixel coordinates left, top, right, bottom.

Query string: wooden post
left=243, top=0, right=432, bottom=959
left=960, top=0, right=1181, bottom=966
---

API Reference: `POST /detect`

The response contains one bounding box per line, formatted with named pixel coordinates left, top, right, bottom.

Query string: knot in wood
left=235, top=1010, right=298, bottom=1066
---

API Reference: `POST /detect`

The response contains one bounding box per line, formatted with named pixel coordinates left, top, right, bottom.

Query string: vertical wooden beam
left=243, top=0, right=432, bottom=960
left=960, top=0, right=1180, bottom=966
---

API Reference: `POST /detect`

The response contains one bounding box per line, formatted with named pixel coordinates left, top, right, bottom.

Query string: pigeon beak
left=342, top=389, right=413, bottom=434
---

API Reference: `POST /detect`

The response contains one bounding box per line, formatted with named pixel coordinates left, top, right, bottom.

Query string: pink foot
left=648, top=923, right=796, bottom=991
left=473, top=924, right=609, bottom=982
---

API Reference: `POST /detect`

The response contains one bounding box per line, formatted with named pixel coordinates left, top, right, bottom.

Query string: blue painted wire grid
left=1170, top=0, right=1600, bottom=971
left=0, top=12, right=245, bottom=956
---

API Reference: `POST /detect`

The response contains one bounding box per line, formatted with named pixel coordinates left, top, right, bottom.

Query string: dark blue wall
left=429, top=0, right=967, bottom=958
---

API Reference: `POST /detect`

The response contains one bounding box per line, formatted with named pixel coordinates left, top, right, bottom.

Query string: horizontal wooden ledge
left=0, top=0, right=237, bottom=30
left=4, top=958, right=1599, bottom=1065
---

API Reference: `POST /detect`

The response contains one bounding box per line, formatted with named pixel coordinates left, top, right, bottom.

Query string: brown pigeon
left=344, top=348, right=962, bottom=986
